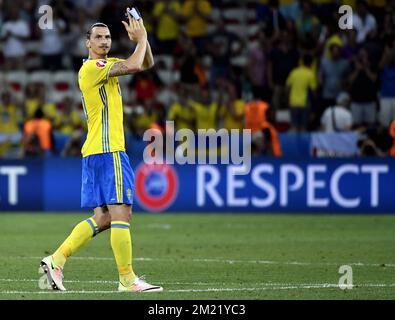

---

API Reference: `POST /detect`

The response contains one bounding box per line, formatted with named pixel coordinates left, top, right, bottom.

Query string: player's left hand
left=122, top=7, right=147, bottom=43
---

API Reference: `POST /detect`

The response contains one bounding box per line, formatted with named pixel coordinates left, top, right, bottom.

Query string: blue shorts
left=81, top=151, right=135, bottom=208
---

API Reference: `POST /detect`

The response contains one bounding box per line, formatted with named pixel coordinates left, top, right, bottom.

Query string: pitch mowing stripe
left=5, top=256, right=395, bottom=267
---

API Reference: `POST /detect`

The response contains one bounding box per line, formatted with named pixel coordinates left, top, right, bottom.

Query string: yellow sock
left=52, top=218, right=99, bottom=269
left=110, top=221, right=136, bottom=287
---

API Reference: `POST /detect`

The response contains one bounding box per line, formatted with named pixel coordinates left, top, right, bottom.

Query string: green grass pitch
left=0, top=213, right=394, bottom=300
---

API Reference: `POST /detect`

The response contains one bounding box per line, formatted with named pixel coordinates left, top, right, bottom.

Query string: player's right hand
left=122, top=7, right=147, bottom=43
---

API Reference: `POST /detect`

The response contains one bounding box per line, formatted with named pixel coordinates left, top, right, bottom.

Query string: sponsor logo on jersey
left=96, top=60, right=107, bottom=68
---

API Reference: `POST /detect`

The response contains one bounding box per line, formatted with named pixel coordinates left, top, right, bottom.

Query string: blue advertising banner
left=0, top=160, right=43, bottom=211
left=132, top=159, right=395, bottom=213
left=1, top=158, right=395, bottom=213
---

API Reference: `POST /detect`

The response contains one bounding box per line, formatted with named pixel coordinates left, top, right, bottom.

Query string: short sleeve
left=286, top=71, right=294, bottom=86
left=81, top=58, right=123, bottom=86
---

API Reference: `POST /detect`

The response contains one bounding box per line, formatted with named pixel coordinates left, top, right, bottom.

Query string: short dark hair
left=86, top=22, right=109, bottom=39
left=303, top=54, right=313, bottom=67
left=33, top=108, right=44, bottom=119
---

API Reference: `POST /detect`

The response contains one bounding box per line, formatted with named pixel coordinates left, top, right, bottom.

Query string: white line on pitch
left=5, top=256, right=395, bottom=268
left=1, top=283, right=395, bottom=295
left=0, top=278, right=394, bottom=289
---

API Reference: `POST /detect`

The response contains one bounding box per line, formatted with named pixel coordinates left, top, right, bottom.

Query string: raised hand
left=121, top=7, right=147, bottom=43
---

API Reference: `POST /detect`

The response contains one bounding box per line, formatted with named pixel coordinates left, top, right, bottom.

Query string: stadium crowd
left=1, top=0, right=395, bottom=158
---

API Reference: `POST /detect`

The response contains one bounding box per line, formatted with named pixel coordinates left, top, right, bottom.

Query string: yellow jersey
left=167, top=102, right=195, bottom=131
left=220, top=99, right=245, bottom=131
left=183, top=0, right=211, bottom=37
left=190, top=101, right=218, bottom=130
left=0, top=103, right=19, bottom=133
left=286, top=66, right=317, bottom=108
left=153, top=1, right=182, bottom=41
left=78, top=57, right=125, bottom=157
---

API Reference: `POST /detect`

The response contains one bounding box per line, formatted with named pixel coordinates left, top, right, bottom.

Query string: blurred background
left=1, top=0, right=395, bottom=213
left=1, top=0, right=395, bottom=158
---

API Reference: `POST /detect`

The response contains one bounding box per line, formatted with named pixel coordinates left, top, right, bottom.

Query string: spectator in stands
left=247, top=31, right=270, bottom=103
left=130, top=68, right=162, bottom=104
left=38, top=9, right=66, bottom=71
left=353, top=0, right=377, bottom=44
left=152, top=0, right=183, bottom=54
left=313, top=0, right=338, bottom=24
left=189, top=87, right=219, bottom=131
left=24, top=84, right=57, bottom=123
left=99, top=0, right=134, bottom=43
left=61, top=129, right=84, bottom=157
left=167, top=85, right=195, bottom=132
left=320, top=92, right=353, bottom=133
left=295, top=0, right=321, bottom=47
left=56, top=96, right=83, bottom=134
left=69, top=11, right=90, bottom=71
left=23, top=108, right=53, bottom=157
left=318, top=43, right=349, bottom=123
left=279, top=0, right=300, bottom=21
left=219, top=80, right=245, bottom=131
left=348, top=48, right=378, bottom=128
left=0, top=91, right=20, bottom=134
left=286, top=53, right=317, bottom=132
left=251, top=123, right=282, bottom=157
left=176, top=34, right=206, bottom=91
left=341, top=29, right=360, bottom=60
left=0, top=91, right=21, bottom=157
left=268, top=30, right=299, bottom=117
left=319, top=19, right=343, bottom=61
left=71, top=0, right=106, bottom=25
left=50, top=0, right=75, bottom=31
left=0, top=7, right=30, bottom=70
left=261, top=0, right=286, bottom=41
left=207, top=16, right=241, bottom=90
left=378, top=43, right=395, bottom=128
left=380, top=10, right=395, bottom=45
left=182, top=0, right=212, bottom=54
left=245, top=99, right=269, bottom=133
left=131, top=98, right=163, bottom=138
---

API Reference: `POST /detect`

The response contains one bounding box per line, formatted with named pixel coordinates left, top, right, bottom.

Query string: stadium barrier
left=0, top=157, right=394, bottom=213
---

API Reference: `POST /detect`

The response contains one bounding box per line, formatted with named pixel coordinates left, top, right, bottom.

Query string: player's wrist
left=136, top=36, right=147, bottom=44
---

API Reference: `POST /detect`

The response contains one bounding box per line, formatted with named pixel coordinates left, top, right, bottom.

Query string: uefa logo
left=135, top=163, right=179, bottom=212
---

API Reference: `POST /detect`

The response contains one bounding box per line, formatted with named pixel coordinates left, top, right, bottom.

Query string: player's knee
left=112, top=211, right=131, bottom=223
left=109, top=205, right=132, bottom=223
left=93, top=214, right=111, bottom=231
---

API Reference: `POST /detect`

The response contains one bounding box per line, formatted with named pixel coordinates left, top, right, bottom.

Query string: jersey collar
left=83, top=56, right=108, bottom=63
